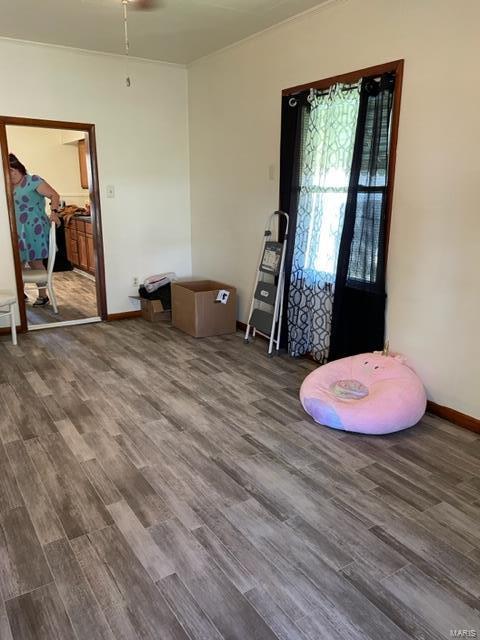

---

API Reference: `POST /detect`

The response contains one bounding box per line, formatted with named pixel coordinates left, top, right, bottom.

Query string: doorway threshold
left=28, top=317, right=102, bottom=331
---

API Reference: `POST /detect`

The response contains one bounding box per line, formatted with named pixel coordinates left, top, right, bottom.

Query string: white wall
left=188, top=0, right=480, bottom=417
left=0, top=38, right=191, bottom=318
left=7, top=126, right=89, bottom=206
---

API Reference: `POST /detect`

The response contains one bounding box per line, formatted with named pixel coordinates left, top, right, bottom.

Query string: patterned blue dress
left=14, top=174, right=50, bottom=263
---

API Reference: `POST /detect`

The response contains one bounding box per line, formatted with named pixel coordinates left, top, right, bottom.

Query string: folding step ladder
left=244, top=210, right=289, bottom=355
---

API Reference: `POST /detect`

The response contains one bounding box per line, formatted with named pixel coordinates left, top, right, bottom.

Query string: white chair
left=23, top=221, right=58, bottom=314
left=0, top=291, right=17, bottom=345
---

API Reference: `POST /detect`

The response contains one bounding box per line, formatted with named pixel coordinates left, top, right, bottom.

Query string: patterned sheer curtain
left=287, top=84, right=360, bottom=361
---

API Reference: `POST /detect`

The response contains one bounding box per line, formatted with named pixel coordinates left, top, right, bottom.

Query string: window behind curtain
left=346, top=75, right=394, bottom=288
left=298, top=85, right=361, bottom=282
left=279, top=63, right=402, bottom=360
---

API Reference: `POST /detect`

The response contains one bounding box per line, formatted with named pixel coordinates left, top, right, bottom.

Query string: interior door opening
left=0, top=117, right=107, bottom=332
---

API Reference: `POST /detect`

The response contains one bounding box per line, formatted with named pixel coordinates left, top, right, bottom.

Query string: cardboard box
left=171, top=280, right=237, bottom=338
left=140, top=298, right=170, bottom=323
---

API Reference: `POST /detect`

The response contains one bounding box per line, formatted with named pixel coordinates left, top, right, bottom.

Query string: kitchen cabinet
left=78, top=232, right=88, bottom=271
left=86, top=234, right=95, bottom=274
left=78, top=140, right=88, bottom=189
left=62, top=131, right=85, bottom=145
left=65, top=217, right=95, bottom=276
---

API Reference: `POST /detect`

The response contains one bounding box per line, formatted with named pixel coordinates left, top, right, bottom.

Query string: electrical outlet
left=133, top=276, right=139, bottom=287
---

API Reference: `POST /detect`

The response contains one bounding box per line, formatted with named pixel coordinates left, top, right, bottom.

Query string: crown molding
left=0, top=36, right=186, bottom=69
left=188, top=0, right=349, bottom=68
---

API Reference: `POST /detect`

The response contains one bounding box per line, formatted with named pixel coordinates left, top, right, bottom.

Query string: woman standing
left=9, top=153, right=61, bottom=306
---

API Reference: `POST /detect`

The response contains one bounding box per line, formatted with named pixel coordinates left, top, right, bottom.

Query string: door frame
left=0, top=115, right=107, bottom=332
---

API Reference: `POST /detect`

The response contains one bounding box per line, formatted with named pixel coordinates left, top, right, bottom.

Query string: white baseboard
left=73, top=268, right=96, bottom=282
left=29, top=317, right=101, bottom=331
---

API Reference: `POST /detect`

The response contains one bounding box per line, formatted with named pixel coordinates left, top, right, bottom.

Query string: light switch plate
left=106, top=185, right=115, bottom=198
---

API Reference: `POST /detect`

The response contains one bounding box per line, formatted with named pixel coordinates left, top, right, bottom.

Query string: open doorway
left=0, top=116, right=107, bottom=332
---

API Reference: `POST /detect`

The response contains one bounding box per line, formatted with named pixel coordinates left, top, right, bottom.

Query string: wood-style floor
left=26, top=270, right=97, bottom=326
left=0, top=319, right=479, bottom=640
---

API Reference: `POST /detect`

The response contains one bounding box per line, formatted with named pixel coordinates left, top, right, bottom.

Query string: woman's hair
left=8, top=153, right=27, bottom=176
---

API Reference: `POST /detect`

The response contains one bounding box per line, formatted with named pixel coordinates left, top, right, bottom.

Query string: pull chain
left=122, top=0, right=131, bottom=87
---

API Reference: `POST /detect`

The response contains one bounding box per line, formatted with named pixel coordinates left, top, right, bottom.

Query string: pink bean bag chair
left=300, top=352, right=426, bottom=435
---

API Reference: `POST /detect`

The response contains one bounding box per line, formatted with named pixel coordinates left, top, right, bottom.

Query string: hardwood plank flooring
left=0, top=319, right=479, bottom=639
left=5, top=582, right=77, bottom=640
left=26, top=270, right=97, bottom=326
left=0, top=506, right=52, bottom=601
left=43, top=538, right=114, bottom=640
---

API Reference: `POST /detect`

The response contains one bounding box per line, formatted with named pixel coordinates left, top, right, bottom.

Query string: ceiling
left=0, top=0, right=330, bottom=64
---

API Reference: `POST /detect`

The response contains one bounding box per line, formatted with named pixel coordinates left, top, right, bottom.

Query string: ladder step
left=249, top=309, right=275, bottom=336
left=254, top=282, right=277, bottom=305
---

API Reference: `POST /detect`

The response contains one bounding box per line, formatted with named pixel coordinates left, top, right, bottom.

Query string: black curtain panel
left=278, top=94, right=309, bottom=348
left=329, top=73, right=395, bottom=360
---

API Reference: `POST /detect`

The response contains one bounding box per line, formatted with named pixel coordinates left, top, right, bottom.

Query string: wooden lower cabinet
left=86, top=233, right=95, bottom=275
left=65, top=218, right=95, bottom=276
left=66, top=229, right=79, bottom=266
left=78, top=232, right=88, bottom=271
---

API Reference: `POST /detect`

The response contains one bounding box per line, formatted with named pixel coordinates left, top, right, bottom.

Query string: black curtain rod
left=288, top=83, right=359, bottom=99
left=287, top=72, right=393, bottom=99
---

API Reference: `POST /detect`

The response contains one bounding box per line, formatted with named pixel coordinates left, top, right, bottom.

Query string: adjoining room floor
left=0, top=321, right=479, bottom=640
left=26, top=270, right=97, bottom=326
